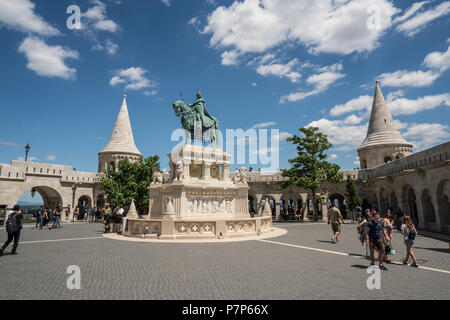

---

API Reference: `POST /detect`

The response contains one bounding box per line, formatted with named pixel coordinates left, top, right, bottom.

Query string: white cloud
left=93, top=39, right=119, bottom=55
left=392, top=1, right=430, bottom=24
left=330, top=92, right=450, bottom=118
left=202, top=0, right=398, bottom=56
left=395, top=1, right=450, bottom=37
left=83, top=0, right=120, bottom=33
left=306, top=118, right=367, bottom=151
left=328, top=154, right=338, bottom=161
left=377, top=69, right=440, bottom=87
left=110, top=67, right=157, bottom=91
left=46, top=154, right=56, bottom=161
left=402, top=123, right=450, bottom=150
left=277, top=132, right=293, bottom=141
left=280, top=68, right=345, bottom=103
left=251, top=122, right=276, bottom=129
left=387, top=93, right=450, bottom=116
left=0, top=141, right=21, bottom=147
left=251, top=82, right=257, bottom=87
left=18, top=37, right=79, bottom=79
left=220, top=50, right=240, bottom=66
left=161, top=0, right=171, bottom=6
left=423, top=45, right=450, bottom=72
left=0, top=0, right=59, bottom=36
left=256, top=58, right=301, bottom=82
left=17, top=156, right=38, bottom=162
left=143, top=90, right=157, bottom=96
left=330, top=95, right=373, bottom=116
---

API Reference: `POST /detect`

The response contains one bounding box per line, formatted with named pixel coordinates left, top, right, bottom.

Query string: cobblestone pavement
left=0, top=222, right=448, bottom=300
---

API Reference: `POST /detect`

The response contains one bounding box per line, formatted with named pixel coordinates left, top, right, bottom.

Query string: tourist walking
left=401, top=216, right=419, bottom=267
left=328, top=202, right=345, bottom=243
left=358, top=209, right=371, bottom=257
left=42, top=207, right=50, bottom=229
left=381, top=213, right=394, bottom=262
left=0, top=205, right=23, bottom=256
left=66, top=204, right=71, bottom=222
left=366, top=212, right=388, bottom=270
left=73, top=206, right=79, bottom=222
left=52, top=208, right=62, bottom=229
left=103, top=205, right=112, bottom=233
left=35, top=205, right=44, bottom=229
left=112, top=205, right=124, bottom=233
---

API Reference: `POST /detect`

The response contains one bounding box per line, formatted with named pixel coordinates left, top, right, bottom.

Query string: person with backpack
left=35, top=205, right=44, bottom=229
left=358, top=209, right=371, bottom=257
left=401, top=216, right=419, bottom=267
left=366, top=212, right=388, bottom=271
left=0, top=205, right=24, bottom=256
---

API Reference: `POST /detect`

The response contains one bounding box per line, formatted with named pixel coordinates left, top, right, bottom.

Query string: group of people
left=34, top=206, right=64, bottom=230
left=329, top=202, right=419, bottom=270
left=358, top=208, right=418, bottom=270
left=102, top=204, right=124, bottom=234
left=72, top=204, right=102, bottom=223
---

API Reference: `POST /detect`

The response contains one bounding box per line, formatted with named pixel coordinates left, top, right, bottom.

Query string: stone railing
left=358, top=141, right=450, bottom=181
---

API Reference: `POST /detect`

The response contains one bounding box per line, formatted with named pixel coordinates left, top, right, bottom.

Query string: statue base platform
left=123, top=144, right=276, bottom=240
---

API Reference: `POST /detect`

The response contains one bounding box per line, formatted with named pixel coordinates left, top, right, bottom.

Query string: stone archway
left=437, top=180, right=450, bottom=232
left=16, top=186, right=63, bottom=210
left=421, top=189, right=436, bottom=225
left=329, top=193, right=347, bottom=218
left=248, top=195, right=256, bottom=214
left=77, top=195, right=92, bottom=220
left=403, top=186, right=419, bottom=226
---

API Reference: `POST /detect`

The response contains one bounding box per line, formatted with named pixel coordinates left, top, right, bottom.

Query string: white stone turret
left=98, top=95, right=142, bottom=172
left=358, top=81, right=412, bottom=169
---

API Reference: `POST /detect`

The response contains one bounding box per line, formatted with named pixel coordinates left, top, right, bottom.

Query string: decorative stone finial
left=262, top=198, right=272, bottom=217
left=127, top=200, right=138, bottom=219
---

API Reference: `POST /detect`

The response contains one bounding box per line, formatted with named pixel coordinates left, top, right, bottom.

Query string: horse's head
left=172, top=101, right=182, bottom=117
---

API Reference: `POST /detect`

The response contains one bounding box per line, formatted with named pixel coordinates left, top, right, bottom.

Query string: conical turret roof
left=100, top=95, right=141, bottom=155
left=358, top=82, right=412, bottom=150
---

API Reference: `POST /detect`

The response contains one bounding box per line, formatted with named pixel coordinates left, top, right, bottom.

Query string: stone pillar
left=431, top=194, right=442, bottom=231
left=255, top=194, right=263, bottom=214
left=275, top=201, right=280, bottom=221
left=300, top=193, right=308, bottom=221
left=223, top=164, right=230, bottom=181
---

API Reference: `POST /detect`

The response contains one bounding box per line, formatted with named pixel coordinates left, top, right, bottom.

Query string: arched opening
left=390, top=192, right=398, bottom=214
left=384, top=156, right=392, bottom=164
left=77, top=195, right=92, bottom=220
left=248, top=195, right=256, bottom=214
left=437, top=180, right=450, bottom=232
left=361, top=159, right=367, bottom=169
left=404, top=187, right=418, bottom=226
left=362, top=198, right=369, bottom=213
left=17, top=186, right=63, bottom=212
left=109, top=161, right=115, bottom=171
left=329, top=193, right=347, bottom=218
left=421, top=189, right=436, bottom=225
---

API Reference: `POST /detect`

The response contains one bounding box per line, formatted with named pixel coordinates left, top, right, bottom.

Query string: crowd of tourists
left=328, top=201, right=419, bottom=270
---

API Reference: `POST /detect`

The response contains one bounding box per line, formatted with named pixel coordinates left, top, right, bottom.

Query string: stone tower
left=357, top=81, right=412, bottom=169
left=98, top=95, right=142, bottom=172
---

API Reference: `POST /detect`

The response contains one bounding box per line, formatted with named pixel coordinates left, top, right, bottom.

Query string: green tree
left=101, top=155, right=160, bottom=215
left=281, top=127, right=341, bottom=221
left=345, top=176, right=361, bottom=222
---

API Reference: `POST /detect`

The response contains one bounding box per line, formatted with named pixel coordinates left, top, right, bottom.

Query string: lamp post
left=25, top=143, right=30, bottom=161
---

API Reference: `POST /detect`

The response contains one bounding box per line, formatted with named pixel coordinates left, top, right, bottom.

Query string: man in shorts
left=366, top=212, right=388, bottom=271
left=328, top=202, right=345, bottom=243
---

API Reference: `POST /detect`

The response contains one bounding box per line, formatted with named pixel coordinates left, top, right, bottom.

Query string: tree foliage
left=345, top=176, right=361, bottom=220
left=100, top=155, right=160, bottom=215
left=281, top=127, right=341, bottom=220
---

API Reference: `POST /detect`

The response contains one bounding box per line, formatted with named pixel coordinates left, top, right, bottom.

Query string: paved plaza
left=0, top=222, right=449, bottom=300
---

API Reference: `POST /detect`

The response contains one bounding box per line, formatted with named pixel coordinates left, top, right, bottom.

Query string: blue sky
left=1, top=0, right=449, bottom=175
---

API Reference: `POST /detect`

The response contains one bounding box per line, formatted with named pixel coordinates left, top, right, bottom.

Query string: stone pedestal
left=125, top=143, right=274, bottom=240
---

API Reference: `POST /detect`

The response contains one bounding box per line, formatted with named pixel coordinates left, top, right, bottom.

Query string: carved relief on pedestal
left=186, top=195, right=234, bottom=215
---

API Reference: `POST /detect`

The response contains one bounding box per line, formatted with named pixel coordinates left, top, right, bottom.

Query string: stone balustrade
left=358, top=141, right=450, bottom=181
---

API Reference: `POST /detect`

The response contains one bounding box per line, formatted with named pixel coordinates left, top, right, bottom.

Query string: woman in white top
left=401, top=216, right=418, bottom=267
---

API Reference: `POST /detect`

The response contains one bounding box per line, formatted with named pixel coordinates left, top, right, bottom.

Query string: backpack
left=408, top=227, right=416, bottom=240
left=5, top=213, right=19, bottom=234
